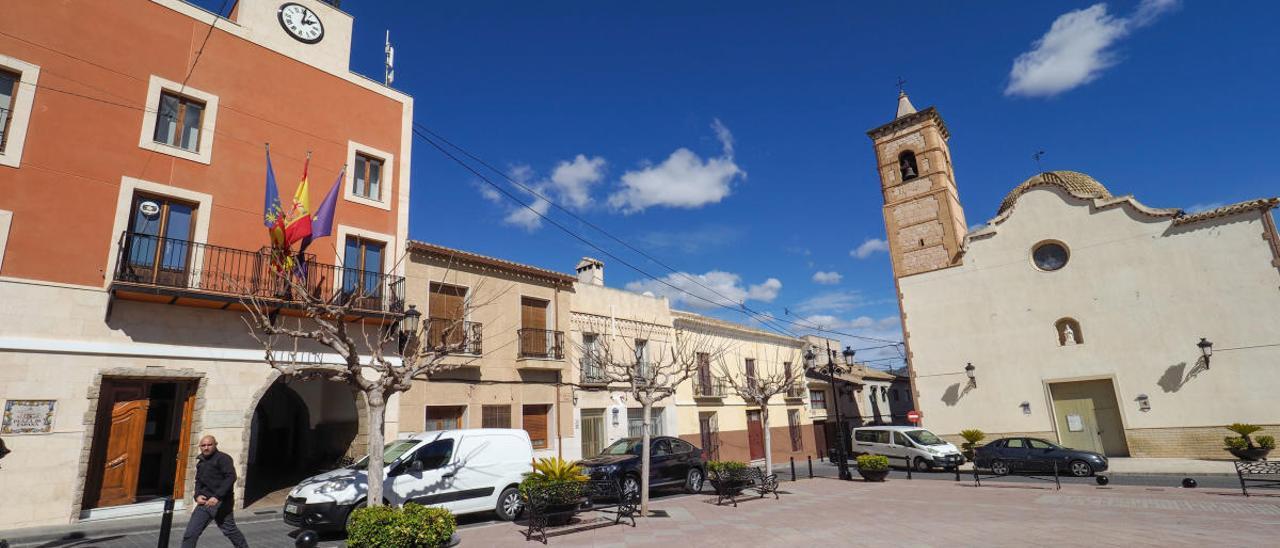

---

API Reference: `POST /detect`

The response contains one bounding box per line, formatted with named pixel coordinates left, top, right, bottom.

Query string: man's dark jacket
left=194, top=450, right=236, bottom=502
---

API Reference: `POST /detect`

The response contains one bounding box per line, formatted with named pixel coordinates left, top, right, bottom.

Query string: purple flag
left=300, top=167, right=343, bottom=252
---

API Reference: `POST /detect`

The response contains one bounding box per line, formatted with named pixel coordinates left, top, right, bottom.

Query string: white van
left=283, top=428, right=534, bottom=531
left=852, top=426, right=964, bottom=472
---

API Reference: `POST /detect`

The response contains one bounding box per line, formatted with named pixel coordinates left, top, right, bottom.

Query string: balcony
left=425, top=317, right=482, bottom=355
left=517, top=328, right=564, bottom=360
left=109, top=231, right=404, bottom=317
left=691, top=378, right=728, bottom=398
left=580, top=357, right=610, bottom=386
left=785, top=384, right=807, bottom=399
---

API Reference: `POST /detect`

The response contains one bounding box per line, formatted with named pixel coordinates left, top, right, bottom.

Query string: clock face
left=278, top=3, right=324, bottom=44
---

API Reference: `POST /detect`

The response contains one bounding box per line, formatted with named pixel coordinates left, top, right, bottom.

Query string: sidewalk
left=1104, top=457, right=1237, bottom=476
left=0, top=508, right=284, bottom=548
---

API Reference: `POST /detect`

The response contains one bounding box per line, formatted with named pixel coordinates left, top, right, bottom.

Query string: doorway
left=698, top=412, right=720, bottom=460
left=812, top=420, right=828, bottom=459
left=580, top=409, right=605, bottom=458
left=245, top=378, right=358, bottom=505
left=1049, top=379, right=1129, bottom=457
left=746, top=410, right=765, bottom=461
left=84, top=378, right=197, bottom=510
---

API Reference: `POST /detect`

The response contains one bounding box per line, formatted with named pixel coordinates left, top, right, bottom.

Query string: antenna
left=384, top=30, right=395, bottom=86
left=1032, top=150, right=1046, bottom=175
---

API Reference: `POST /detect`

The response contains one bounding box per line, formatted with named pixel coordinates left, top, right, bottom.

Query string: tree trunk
left=365, top=392, right=387, bottom=507
left=640, top=401, right=652, bottom=516
left=760, top=401, right=773, bottom=475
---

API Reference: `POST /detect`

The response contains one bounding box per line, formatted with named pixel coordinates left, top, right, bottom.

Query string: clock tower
left=867, top=92, right=968, bottom=279
left=229, top=0, right=355, bottom=75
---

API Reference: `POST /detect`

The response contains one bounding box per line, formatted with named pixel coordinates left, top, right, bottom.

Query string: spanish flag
left=284, top=157, right=313, bottom=247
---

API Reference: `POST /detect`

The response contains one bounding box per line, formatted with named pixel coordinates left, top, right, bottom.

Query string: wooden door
left=580, top=410, right=605, bottom=458
left=812, top=420, right=828, bottom=459
left=98, top=399, right=150, bottom=507
left=520, top=297, right=548, bottom=356
left=1051, top=380, right=1129, bottom=456
left=746, top=410, right=765, bottom=461
left=171, top=383, right=196, bottom=499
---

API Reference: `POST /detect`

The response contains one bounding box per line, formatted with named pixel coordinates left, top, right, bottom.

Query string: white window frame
left=0, top=209, right=12, bottom=272
left=344, top=140, right=394, bottom=210
left=0, top=54, right=41, bottom=168
left=104, top=177, right=214, bottom=290
left=137, top=75, right=218, bottom=165
left=334, top=224, right=396, bottom=292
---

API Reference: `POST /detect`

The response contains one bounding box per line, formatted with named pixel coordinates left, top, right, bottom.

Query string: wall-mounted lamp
left=1197, top=338, right=1213, bottom=369
left=965, top=362, right=976, bottom=387
left=611, top=407, right=620, bottom=426
left=1136, top=393, right=1151, bottom=412
left=572, top=390, right=579, bottom=406
left=1019, top=401, right=1031, bottom=415
left=398, top=304, right=422, bottom=353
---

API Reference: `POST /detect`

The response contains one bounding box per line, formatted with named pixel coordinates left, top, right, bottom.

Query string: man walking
left=182, top=435, right=248, bottom=548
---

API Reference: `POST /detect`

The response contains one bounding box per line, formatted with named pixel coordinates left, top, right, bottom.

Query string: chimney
left=575, top=257, right=604, bottom=286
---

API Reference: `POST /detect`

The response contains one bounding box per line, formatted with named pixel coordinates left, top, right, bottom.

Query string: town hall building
left=870, top=91, right=1280, bottom=459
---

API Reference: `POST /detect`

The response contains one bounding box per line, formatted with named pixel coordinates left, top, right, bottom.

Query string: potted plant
left=347, top=503, right=459, bottom=548
left=706, top=460, right=751, bottom=496
left=855, top=454, right=890, bottom=482
left=959, top=429, right=986, bottom=461
left=519, top=457, right=588, bottom=525
left=1224, top=423, right=1274, bottom=461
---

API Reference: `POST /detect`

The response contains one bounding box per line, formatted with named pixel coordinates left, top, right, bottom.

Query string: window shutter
left=522, top=405, right=549, bottom=449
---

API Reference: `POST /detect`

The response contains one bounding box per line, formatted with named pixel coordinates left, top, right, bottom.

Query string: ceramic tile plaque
left=2, top=399, right=56, bottom=434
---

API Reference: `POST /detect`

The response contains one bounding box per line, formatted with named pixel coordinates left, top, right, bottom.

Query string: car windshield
left=601, top=438, right=642, bottom=456
left=349, top=440, right=419, bottom=469
left=905, top=429, right=947, bottom=446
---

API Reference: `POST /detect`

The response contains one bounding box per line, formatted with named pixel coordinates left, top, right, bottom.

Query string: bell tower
left=867, top=91, right=967, bottom=278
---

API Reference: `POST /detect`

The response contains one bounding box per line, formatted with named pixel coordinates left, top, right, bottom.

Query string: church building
left=869, top=92, right=1280, bottom=459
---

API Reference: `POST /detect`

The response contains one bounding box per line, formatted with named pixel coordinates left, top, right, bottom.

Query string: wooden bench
left=1235, top=460, right=1280, bottom=496
left=708, top=467, right=779, bottom=507
left=523, top=478, right=637, bottom=544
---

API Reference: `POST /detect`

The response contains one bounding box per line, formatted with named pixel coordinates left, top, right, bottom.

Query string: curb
left=1, top=511, right=283, bottom=547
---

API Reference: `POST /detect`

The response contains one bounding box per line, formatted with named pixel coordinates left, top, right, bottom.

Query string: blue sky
left=201, top=1, right=1278, bottom=366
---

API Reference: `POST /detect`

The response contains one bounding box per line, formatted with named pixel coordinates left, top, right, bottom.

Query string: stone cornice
left=866, top=107, right=949, bottom=141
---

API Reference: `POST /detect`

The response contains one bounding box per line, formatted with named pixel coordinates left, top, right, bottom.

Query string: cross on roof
left=897, top=77, right=907, bottom=94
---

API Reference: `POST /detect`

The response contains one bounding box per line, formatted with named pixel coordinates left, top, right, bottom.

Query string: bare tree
left=716, top=346, right=803, bottom=474
left=576, top=320, right=731, bottom=515
left=238, top=257, right=494, bottom=508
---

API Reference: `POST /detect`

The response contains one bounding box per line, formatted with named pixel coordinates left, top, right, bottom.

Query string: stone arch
left=1055, top=318, right=1084, bottom=346
left=898, top=150, right=920, bottom=181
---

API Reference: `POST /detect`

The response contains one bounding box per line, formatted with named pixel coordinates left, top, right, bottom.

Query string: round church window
left=1032, top=241, right=1069, bottom=271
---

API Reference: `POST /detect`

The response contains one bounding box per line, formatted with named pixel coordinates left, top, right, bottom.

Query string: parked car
left=577, top=436, right=706, bottom=497
left=973, top=437, right=1108, bottom=477
left=851, top=425, right=965, bottom=472
left=283, top=428, right=534, bottom=532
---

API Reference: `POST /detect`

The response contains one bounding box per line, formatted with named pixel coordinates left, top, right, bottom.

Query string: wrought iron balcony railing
left=425, top=317, right=482, bottom=355
left=111, top=231, right=405, bottom=315
left=785, top=384, right=807, bottom=399
left=0, top=107, right=10, bottom=152
left=580, top=357, right=610, bottom=385
left=692, top=378, right=728, bottom=398
left=517, top=328, right=564, bottom=360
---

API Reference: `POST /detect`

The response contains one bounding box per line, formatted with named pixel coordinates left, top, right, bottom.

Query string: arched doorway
left=244, top=378, right=358, bottom=505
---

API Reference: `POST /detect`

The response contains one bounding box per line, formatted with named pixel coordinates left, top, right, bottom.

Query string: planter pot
left=439, top=532, right=461, bottom=548
left=859, top=469, right=889, bottom=482
left=543, top=501, right=583, bottom=526
left=1228, top=447, right=1273, bottom=461
left=962, top=449, right=976, bottom=461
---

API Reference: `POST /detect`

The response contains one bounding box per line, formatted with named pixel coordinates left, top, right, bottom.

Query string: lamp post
left=398, top=304, right=421, bottom=354
left=806, top=341, right=853, bottom=480
left=1197, top=337, right=1213, bottom=369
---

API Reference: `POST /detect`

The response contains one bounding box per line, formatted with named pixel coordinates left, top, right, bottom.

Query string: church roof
left=997, top=171, right=1113, bottom=214
left=896, top=91, right=917, bottom=118
left=1171, top=198, right=1280, bottom=225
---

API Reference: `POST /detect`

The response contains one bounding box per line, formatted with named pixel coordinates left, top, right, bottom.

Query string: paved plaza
left=8, top=476, right=1277, bottom=547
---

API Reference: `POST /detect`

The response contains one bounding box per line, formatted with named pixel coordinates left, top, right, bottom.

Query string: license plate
left=285, top=503, right=299, bottom=514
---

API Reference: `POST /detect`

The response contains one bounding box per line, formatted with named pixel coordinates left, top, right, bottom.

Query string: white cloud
left=1185, top=202, right=1224, bottom=214
left=608, top=119, right=745, bottom=213
left=812, top=271, right=843, bottom=285
left=624, top=270, right=781, bottom=310
left=1005, top=0, right=1178, bottom=98
left=550, top=154, right=606, bottom=210
left=793, top=290, right=869, bottom=315
left=851, top=238, right=890, bottom=259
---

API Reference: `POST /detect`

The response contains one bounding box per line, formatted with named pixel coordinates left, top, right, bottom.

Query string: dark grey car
left=974, top=437, right=1109, bottom=477
left=577, top=436, right=706, bottom=497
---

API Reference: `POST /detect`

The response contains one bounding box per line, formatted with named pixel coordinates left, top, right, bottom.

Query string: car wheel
left=344, top=500, right=367, bottom=532
left=622, top=475, right=641, bottom=499
left=913, top=457, right=932, bottom=473
left=685, top=468, right=704, bottom=493
left=1069, top=460, right=1093, bottom=478
left=494, top=486, right=522, bottom=521
left=990, top=460, right=1010, bottom=475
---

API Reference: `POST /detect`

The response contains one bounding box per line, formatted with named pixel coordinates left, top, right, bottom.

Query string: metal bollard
left=807, top=455, right=813, bottom=479
left=157, top=496, right=175, bottom=548
left=790, top=456, right=796, bottom=482
left=954, top=464, right=961, bottom=482
left=905, top=457, right=912, bottom=480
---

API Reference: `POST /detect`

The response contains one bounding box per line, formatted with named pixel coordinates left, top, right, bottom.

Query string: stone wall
left=1126, top=424, right=1280, bottom=459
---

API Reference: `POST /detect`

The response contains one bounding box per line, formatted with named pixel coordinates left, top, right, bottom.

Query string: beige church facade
left=871, top=93, right=1280, bottom=459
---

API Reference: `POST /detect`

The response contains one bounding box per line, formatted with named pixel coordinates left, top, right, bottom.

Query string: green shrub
left=1224, top=423, right=1269, bottom=450
left=347, top=503, right=456, bottom=548
left=1224, top=437, right=1249, bottom=451
left=1257, top=435, right=1276, bottom=450
left=959, top=429, right=985, bottom=453
left=856, top=454, right=890, bottom=471
left=519, top=457, right=588, bottom=506
left=706, top=460, right=749, bottom=479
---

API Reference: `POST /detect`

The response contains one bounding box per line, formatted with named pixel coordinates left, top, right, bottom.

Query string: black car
left=974, top=437, right=1109, bottom=477
left=577, top=436, right=706, bottom=497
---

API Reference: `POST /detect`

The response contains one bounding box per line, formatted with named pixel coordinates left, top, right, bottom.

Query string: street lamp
left=1197, top=337, right=1213, bottom=368
left=806, top=341, right=853, bottom=480
left=965, top=362, right=976, bottom=387
left=398, top=304, right=421, bottom=353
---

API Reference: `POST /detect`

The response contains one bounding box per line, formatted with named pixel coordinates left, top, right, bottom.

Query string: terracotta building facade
left=0, top=0, right=411, bottom=528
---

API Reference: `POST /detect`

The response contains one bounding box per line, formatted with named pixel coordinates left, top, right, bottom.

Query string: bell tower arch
left=867, top=91, right=967, bottom=278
